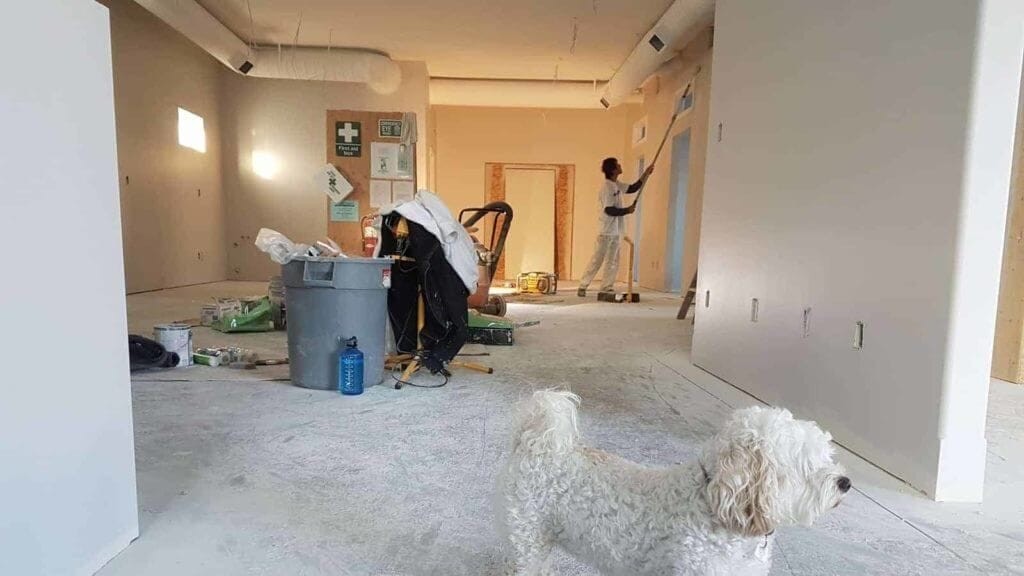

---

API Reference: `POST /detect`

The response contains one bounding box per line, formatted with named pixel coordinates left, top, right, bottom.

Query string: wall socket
left=853, top=321, right=864, bottom=349
left=802, top=307, right=812, bottom=337
left=750, top=298, right=759, bottom=322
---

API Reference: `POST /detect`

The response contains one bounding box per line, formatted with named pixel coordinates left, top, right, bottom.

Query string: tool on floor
left=460, top=202, right=513, bottom=317
left=517, top=271, right=558, bottom=295
left=597, top=236, right=640, bottom=303
left=467, top=310, right=515, bottom=345
left=677, top=269, right=698, bottom=320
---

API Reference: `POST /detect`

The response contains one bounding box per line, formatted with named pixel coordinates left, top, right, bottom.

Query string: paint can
left=200, top=304, right=219, bottom=327
left=153, top=323, right=193, bottom=367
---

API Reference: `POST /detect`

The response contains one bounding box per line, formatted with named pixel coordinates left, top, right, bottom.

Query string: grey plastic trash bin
left=282, top=256, right=392, bottom=390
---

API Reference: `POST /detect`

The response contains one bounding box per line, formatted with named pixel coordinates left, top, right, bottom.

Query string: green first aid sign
left=335, top=121, right=361, bottom=157
left=378, top=119, right=402, bottom=138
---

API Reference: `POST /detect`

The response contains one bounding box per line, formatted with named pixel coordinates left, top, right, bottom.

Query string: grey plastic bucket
left=282, top=256, right=391, bottom=390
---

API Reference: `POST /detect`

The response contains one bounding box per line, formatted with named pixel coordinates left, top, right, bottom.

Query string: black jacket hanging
left=381, top=214, right=469, bottom=373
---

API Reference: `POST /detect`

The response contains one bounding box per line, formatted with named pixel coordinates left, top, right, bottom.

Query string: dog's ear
left=705, top=438, right=778, bottom=537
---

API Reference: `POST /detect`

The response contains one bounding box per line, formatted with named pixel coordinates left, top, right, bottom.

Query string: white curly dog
left=499, top=391, right=850, bottom=575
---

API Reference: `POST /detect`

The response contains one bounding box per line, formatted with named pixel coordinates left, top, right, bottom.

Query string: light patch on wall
left=632, top=116, right=648, bottom=146
left=177, top=107, right=206, bottom=153
left=252, top=150, right=280, bottom=180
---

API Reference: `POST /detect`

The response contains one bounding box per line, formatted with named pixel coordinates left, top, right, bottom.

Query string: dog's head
left=702, top=406, right=849, bottom=537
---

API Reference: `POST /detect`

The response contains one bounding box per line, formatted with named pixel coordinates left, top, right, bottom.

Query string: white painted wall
left=0, top=1, right=139, bottom=573
left=694, top=0, right=1024, bottom=501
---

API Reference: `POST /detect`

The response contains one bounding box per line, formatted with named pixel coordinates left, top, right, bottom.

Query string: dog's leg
left=507, top=520, right=554, bottom=576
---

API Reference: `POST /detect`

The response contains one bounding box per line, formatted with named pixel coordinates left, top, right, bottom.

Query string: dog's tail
left=511, top=390, right=580, bottom=455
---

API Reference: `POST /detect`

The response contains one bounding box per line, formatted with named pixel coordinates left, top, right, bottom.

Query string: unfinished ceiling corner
left=132, top=0, right=402, bottom=93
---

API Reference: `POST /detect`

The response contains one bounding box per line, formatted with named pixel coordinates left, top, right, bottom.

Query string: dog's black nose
left=837, top=476, right=851, bottom=493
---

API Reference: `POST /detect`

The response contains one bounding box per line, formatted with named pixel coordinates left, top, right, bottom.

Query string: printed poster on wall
left=369, top=179, right=392, bottom=208
left=392, top=180, right=415, bottom=204
left=370, top=142, right=400, bottom=179
left=397, top=144, right=413, bottom=180
left=335, top=121, right=361, bottom=157
left=330, top=200, right=360, bottom=222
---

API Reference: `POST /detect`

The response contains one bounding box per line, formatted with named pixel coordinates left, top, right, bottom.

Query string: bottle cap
left=345, top=336, right=358, bottom=348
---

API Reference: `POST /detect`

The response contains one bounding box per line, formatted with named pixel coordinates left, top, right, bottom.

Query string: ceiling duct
left=601, top=0, right=714, bottom=108
left=247, top=48, right=401, bottom=94
left=431, top=78, right=640, bottom=109
left=131, top=0, right=402, bottom=94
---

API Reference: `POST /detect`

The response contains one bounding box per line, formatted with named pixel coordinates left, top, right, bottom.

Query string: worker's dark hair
left=601, top=157, right=619, bottom=179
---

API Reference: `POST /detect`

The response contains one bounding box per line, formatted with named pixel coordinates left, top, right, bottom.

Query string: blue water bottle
left=338, top=337, right=364, bottom=395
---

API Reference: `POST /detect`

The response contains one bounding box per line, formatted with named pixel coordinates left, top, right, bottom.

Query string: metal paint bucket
left=154, top=323, right=193, bottom=367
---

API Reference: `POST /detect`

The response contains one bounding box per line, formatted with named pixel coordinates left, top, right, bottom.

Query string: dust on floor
left=99, top=282, right=1024, bottom=575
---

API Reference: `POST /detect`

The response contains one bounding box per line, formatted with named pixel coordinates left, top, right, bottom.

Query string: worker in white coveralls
left=577, top=157, right=655, bottom=297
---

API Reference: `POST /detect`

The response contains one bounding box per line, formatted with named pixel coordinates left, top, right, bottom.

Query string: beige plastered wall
left=430, top=105, right=637, bottom=279
left=100, top=0, right=228, bottom=293
left=623, top=29, right=714, bottom=292
left=220, top=64, right=430, bottom=280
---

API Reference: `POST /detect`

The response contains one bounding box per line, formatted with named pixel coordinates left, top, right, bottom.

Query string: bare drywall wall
left=694, top=0, right=1024, bottom=501
left=624, top=30, right=713, bottom=291
left=100, top=0, right=228, bottom=294
left=1, top=1, right=138, bottom=573
left=222, top=64, right=429, bottom=280
left=431, top=105, right=637, bottom=279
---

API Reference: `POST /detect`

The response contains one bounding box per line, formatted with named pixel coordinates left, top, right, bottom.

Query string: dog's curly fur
left=498, top=391, right=850, bottom=575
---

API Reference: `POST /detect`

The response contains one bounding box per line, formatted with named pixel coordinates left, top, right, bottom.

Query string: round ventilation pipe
left=249, top=47, right=402, bottom=95
left=601, top=0, right=714, bottom=108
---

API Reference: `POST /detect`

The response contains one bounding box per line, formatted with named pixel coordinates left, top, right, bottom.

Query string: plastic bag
left=314, top=238, right=346, bottom=258
left=255, top=228, right=309, bottom=265
left=212, top=297, right=274, bottom=333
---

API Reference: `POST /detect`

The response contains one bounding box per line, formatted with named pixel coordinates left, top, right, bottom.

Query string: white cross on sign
left=337, top=122, right=359, bottom=143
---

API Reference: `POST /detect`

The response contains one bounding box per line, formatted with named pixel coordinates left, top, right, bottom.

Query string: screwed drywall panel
left=694, top=0, right=1024, bottom=500
left=0, top=1, right=139, bottom=573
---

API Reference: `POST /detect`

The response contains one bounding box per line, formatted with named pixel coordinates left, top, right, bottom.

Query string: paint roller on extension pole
left=630, top=83, right=692, bottom=209
left=600, top=85, right=694, bottom=305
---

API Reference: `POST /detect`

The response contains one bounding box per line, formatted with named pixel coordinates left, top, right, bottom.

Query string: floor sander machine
left=460, top=202, right=518, bottom=345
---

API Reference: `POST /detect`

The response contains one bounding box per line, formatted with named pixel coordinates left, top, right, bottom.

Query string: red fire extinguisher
left=361, top=214, right=379, bottom=257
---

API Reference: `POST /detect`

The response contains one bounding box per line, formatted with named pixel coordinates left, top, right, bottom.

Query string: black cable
left=389, top=360, right=449, bottom=389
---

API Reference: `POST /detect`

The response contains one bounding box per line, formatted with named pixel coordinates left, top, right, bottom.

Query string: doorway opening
left=504, top=168, right=556, bottom=278
left=484, top=163, right=575, bottom=281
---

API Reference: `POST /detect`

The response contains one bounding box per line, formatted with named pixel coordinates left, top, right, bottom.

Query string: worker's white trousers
left=579, top=234, right=621, bottom=293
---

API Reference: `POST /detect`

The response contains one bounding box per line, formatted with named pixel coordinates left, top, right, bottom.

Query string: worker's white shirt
left=598, top=179, right=629, bottom=237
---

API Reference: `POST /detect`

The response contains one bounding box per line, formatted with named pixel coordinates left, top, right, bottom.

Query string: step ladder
left=677, top=271, right=698, bottom=320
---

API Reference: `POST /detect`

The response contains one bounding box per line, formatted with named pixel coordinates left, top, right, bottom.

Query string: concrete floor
left=99, top=281, right=1024, bottom=575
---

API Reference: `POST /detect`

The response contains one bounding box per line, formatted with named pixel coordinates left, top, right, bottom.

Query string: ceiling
left=196, top=0, right=675, bottom=81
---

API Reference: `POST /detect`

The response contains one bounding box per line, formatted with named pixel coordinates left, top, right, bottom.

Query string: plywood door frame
left=992, top=84, right=1024, bottom=384
left=485, top=162, right=574, bottom=281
